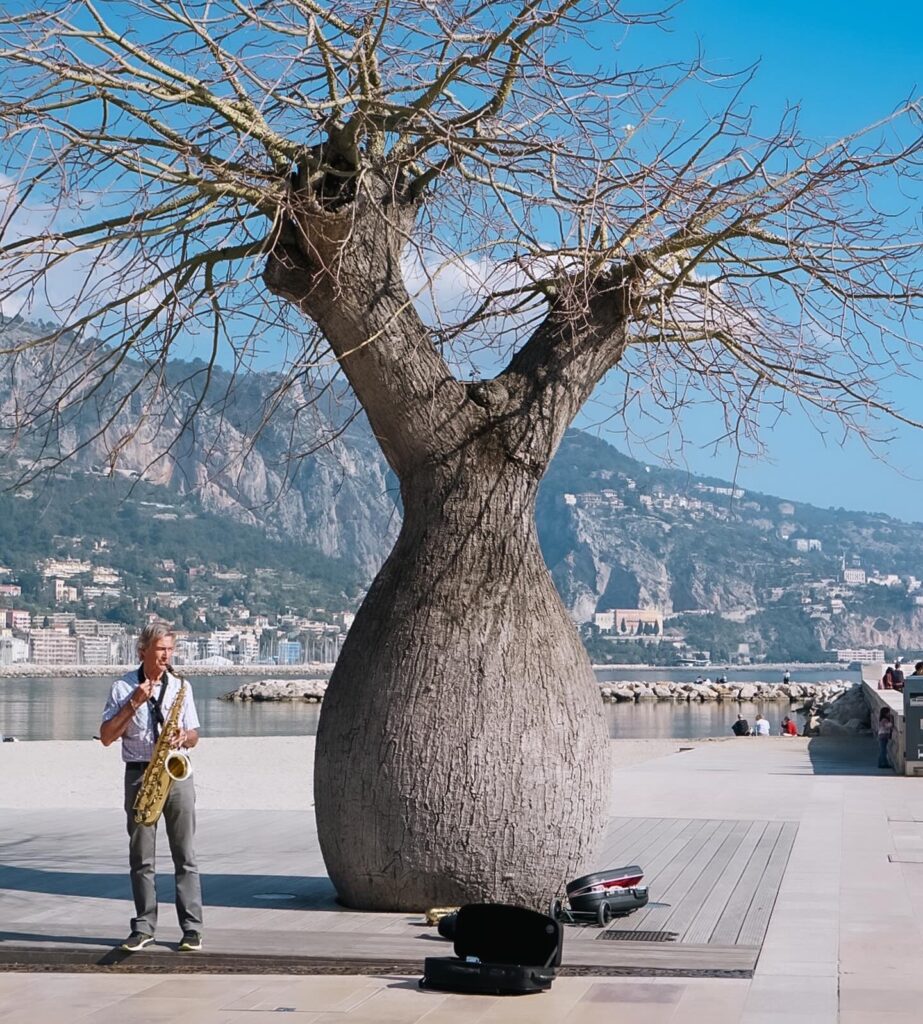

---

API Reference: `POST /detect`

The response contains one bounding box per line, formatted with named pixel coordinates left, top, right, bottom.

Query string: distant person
left=100, top=622, right=203, bottom=953
left=780, top=716, right=799, bottom=736
left=753, top=714, right=770, bottom=736
left=877, top=707, right=894, bottom=769
left=716, top=673, right=728, bottom=685
left=782, top=668, right=791, bottom=685
left=913, top=661, right=923, bottom=677
left=882, top=660, right=905, bottom=693
left=732, top=715, right=750, bottom=737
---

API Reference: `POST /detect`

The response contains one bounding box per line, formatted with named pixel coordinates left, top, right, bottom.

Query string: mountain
left=537, top=431, right=923, bottom=660
left=0, top=317, right=399, bottom=581
left=3, top=315, right=923, bottom=660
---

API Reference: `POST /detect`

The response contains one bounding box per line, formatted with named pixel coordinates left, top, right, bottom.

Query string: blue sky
left=582, top=0, right=922, bottom=516
left=2, top=1, right=918, bottom=518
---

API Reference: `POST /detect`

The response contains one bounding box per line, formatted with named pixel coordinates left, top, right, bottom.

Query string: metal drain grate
left=599, top=930, right=678, bottom=943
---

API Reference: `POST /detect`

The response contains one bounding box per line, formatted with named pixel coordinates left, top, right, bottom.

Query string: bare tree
left=0, top=1, right=920, bottom=910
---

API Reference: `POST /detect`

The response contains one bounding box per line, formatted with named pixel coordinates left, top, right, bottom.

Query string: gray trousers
left=124, top=766, right=203, bottom=935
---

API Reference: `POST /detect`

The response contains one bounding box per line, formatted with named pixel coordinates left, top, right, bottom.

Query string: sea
left=0, top=666, right=860, bottom=742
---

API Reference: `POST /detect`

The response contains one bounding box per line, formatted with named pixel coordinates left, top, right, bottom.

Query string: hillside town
left=567, top=476, right=923, bottom=666
left=0, top=553, right=351, bottom=668
left=3, top=434, right=923, bottom=669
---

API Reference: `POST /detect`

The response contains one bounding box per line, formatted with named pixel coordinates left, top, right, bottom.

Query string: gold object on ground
left=424, top=906, right=460, bottom=925
left=133, top=681, right=193, bottom=826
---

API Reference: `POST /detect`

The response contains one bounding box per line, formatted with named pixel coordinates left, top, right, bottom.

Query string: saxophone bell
left=165, top=750, right=193, bottom=782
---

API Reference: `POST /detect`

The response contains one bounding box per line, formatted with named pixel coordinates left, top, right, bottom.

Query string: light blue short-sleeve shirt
left=102, top=668, right=200, bottom=763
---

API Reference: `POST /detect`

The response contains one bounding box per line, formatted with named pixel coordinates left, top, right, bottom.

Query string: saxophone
left=133, top=680, right=193, bottom=826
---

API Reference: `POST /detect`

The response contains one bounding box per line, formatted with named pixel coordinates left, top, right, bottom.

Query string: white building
left=696, top=483, right=745, bottom=499
left=53, top=578, right=79, bottom=603
left=0, top=634, right=30, bottom=664
left=173, top=638, right=201, bottom=664
left=834, top=648, right=884, bottom=664
left=594, top=611, right=615, bottom=631
left=80, top=635, right=117, bottom=665
left=82, top=586, right=122, bottom=600
left=30, top=629, right=80, bottom=664
left=40, top=558, right=91, bottom=579
left=235, top=632, right=260, bottom=662
left=595, top=608, right=663, bottom=634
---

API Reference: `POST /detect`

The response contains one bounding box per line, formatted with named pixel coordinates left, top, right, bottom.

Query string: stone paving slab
left=3, top=735, right=923, bottom=1022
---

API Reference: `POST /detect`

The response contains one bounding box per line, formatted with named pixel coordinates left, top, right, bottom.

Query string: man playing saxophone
left=100, top=622, right=203, bottom=953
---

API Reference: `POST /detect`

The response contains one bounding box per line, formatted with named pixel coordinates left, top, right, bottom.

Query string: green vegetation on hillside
left=0, top=469, right=360, bottom=624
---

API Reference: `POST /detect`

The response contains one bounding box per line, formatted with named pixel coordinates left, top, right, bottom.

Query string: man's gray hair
left=137, top=622, right=176, bottom=658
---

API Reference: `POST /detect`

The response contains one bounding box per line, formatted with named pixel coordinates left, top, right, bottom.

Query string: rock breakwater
left=802, top=682, right=872, bottom=736
left=599, top=680, right=851, bottom=704
left=221, top=678, right=328, bottom=702
left=221, top=678, right=852, bottom=706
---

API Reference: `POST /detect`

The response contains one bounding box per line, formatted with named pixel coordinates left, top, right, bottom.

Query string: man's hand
left=170, top=727, right=188, bottom=749
left=100, top=677, right=158, bottom=748
left=133, top=676, right=158, bottom=708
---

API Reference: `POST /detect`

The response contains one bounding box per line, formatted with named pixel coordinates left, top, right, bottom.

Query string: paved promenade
left=1, top=734, right=921, bottom=1022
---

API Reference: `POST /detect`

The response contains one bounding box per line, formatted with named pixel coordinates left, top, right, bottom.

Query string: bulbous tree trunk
left=264, top=179, right=622, bottom=912
left=314, top=442, right=610, bottom=910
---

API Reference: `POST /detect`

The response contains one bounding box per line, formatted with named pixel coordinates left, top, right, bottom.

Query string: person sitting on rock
left=882, top=660, right=905, bottom=691
left=780, top=715, right=798, bottom=736
left=753, top=714, right=770, bottom=736
left=732, top=714, right=750, bottom=737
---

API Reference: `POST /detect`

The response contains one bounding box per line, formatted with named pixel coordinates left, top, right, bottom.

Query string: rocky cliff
left=537, top=431, right=923, bottom=656
left=0, top=320, right=399, bottom=581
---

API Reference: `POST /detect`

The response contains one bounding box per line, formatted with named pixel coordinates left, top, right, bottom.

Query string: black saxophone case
left=420, top=903, right=562, bottom=996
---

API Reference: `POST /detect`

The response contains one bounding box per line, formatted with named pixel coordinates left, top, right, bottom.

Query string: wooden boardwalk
left=598, top=816, right=798, bottom=947
left=0, top=811, right=796, bottom=977
left=528, top=815, right=801, bottom=975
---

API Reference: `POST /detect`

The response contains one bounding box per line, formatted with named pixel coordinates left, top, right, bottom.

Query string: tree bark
left=314, top=440, right=610, bottom=910
left=265, top=175, right=614, bottom=911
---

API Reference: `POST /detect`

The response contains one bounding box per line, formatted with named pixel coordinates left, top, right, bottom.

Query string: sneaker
left=120, top=931, right=154, bottom=952
left=178, top=931, right=202, bottom=952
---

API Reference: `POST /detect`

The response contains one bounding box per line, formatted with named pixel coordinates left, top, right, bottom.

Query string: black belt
left=126, top=761, right=149, bottom=770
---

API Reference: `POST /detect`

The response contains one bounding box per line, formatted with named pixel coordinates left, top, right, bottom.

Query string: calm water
left=0, top=667, right=860, bottom=742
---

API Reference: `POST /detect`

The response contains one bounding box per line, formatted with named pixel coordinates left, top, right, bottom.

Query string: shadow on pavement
left=0, top=929, right=123, bottom=947
left=0, top=866, right=338, bottom=908
left=806, top=736, right=889, bottom=776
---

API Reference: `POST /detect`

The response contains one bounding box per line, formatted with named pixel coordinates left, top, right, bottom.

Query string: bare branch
left=0, top=0, right=917, bottom=479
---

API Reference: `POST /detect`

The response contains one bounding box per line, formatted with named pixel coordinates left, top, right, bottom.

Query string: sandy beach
left=0, top=735, right=725, bottom=811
